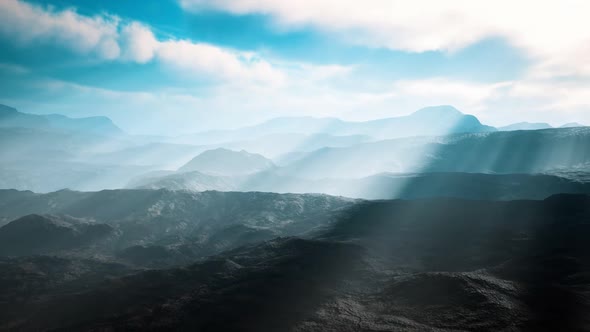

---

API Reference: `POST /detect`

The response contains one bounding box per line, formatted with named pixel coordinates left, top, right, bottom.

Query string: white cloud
left=156, top=40, right=286, bottom=84
left=120, top=22, right=159, bottom=63
left=392, top=78, right=509, bottom=105
left=118, top=22, right=286, bottom=84
left=180, top=0, right=590, bottom=79
left=0, top=0, right=294, bottom=84
left=0, top=0, right=121, bottom=59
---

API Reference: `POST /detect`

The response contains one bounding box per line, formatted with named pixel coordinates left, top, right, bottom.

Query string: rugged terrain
left=0, top=190, right=589, bottom=331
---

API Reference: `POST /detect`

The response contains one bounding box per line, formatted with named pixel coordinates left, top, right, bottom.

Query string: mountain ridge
left=0, top=104, right=124, bottom=136
left=174, top=105, right=497, bottom=144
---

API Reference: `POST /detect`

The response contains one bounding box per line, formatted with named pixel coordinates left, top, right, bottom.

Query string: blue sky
left=0, top=0, right=588, bottom=135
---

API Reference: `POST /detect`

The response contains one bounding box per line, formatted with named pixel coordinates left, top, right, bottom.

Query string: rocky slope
left=1, top=193, right=589, bottom=331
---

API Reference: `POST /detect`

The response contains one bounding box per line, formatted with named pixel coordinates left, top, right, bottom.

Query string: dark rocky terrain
left=0, top=190, right=589, bottom=331
left=0, top=189, right=355, bottom=266
left=0, top=214, right=112, bottom=256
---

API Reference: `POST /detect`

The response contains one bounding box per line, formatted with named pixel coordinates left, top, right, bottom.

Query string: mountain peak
left=178, top=148, right=275, bottom=175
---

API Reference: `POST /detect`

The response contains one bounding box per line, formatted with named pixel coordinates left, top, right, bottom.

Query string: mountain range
left=174, top=105, right=496, bottom=145
left=2, top=102, right=590, bottom=331
left=0, top=189, right=355, bottom=265
left=1, top=190, right=589, bottom=331
left=1, top=103, right=589, bottom=196
left=498, top=121, right=587, bottom=131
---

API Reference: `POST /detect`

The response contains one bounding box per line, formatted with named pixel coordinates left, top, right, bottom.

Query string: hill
left=178, top=148, right=275, bottom=175
left=0, top=214, right=112, bottom=256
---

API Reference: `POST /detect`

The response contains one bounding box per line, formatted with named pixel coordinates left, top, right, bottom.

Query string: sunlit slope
left=282, top=127, right=590, bottom=178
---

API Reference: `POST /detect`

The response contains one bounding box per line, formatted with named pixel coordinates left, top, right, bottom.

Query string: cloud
left=120, top=22, right=159, bottom=64
left=0, top=0, right=121, bottom=59
left=119, top=22, right=286, bottom=84
left=392, top=78, right=510, bottom=106
left=156, top=40, right=286, bottom=84
left=180, top=0, right=590, bottom=79
left=0, top=0, right=291, bottom=84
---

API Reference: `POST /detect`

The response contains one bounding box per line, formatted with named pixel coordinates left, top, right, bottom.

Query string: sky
left=0, top=0, right=589, bottom=135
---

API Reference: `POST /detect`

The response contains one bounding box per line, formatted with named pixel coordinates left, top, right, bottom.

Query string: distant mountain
left=0, top=108, right=188, bottom=192
left=281, top=127, right=590, bottom=178
left=174, top=117, right=345, bottom=145
left=43, top=113, right=123, bottom=136
left=178, top=148, right=275, bottom=175
left=368, top=105, right=497, bottom=137
left=0, top=104, right=123, bottom=135
left=88, top=142, right=207, bottom=168
left=498, top=122, right=552, bottom=131
left=175, top=105, right=496, bottom=144
left=560, top=122, right=586, bottom=128
left=217, top=133, right=373, bottom=159
left=0, top=214, right=112, bottom=256
left=0, top=104, right=49, bottom=128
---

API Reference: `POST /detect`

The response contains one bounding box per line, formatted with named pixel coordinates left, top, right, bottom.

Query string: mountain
left=0, top=107, right=197, bottom=192
left=498, top=122, right=553, bottom=131
left=174, top=117, right=345, bottom=145
left=0, top=214, right=112, bottom=256
left=217, top=133, right=373, bottom=159
left=178, top=148, right=275, bottom=175
left=1, top=194, right=589, bottom=331
left=280, top=127, right=590, bottom=178
left=365, top=105, right=497, bottom=137
left=88, top=142, right=207, bottom=169
left=0, top=105, right=142, bottom=192
left=43, top=114, right=123, bottom=136
left=0, top=189, right=353, bottom=228
left=561, top=122, right=586, bottom=128
left=0, top=104, right=123, bottom=135
left=174, top=105, right=496, bottom=145
left=0, top=104, right=49, bottom=128
left=0, top=189, right=355, bottom=264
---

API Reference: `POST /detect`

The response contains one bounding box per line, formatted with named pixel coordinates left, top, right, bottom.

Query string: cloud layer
left=0, top=0, right=286, bottom=84
left=180, top=0, right=590, bottom=79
